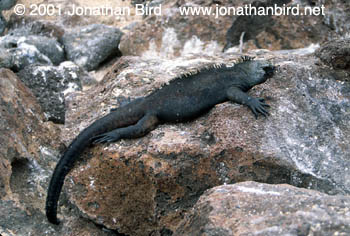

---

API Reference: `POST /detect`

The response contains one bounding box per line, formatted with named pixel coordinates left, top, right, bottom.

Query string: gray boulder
left=0, top=34, right=65, bottom=71
left=20, top=35, right=65, bottom=65
left=61, top=24, right=123, bottom=71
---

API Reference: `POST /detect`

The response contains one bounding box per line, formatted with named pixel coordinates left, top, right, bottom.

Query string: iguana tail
left=45, top=111, right=134, bottom=224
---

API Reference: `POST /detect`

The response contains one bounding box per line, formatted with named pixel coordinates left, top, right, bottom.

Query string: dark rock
left=0, top=34, right=65, bottom=71
left=1, top=16, right=65, bottom=69
left=0, top=0, right=16, bottom=10
left=0, top=1, right=16, bottom=35
left=175, top=182, right=350, bottom=235
left=61, top=24, right=123, bottom=71
left=315, top=38, right=350, bottom=70
left=16, top=62, right=84, bottom=124
left=131, top=0, right=148, bottom=5
left=223, top=0, right=335, bottom=51
left=20, top=35, right=65, bottom=65
left=58, top=51, right=350, bottom=235
left=0, top=12, right=6, bottom=35
left=131, top=0, right=164, bottom=7
left=223, top=0, right=291, bottom=51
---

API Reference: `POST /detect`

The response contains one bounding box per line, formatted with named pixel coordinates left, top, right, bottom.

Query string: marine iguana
left=46, top=56, right=275, bottom=224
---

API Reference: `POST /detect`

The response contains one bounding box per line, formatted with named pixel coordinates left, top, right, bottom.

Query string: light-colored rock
left=120, top=0, right=350, bottom=57
left=120, top=0, right=234, bottom=57
left=175, top=182, right=350, bottom=236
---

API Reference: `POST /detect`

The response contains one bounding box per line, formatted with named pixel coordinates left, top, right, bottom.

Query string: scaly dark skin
left=46, top=57, right=275, bottom=224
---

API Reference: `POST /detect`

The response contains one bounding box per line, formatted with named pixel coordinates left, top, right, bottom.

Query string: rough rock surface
left=315, top=38, right=350, bottom=70
left=7, top=15, right=65, bottom=39
left=0, top=69, right=116, bottom=236
left=223, top=0, right=334, bottom=51
left=56, top=50, right=350, bottom=235
left=0, top=68, right=57, bottom=234
left=62, top=24, right=123, bottom=71
left=321, top=0, right=350, bottom=35
left=174, top=182, right=350, bottom=236
left=16, top=62, right=86, bottom=124
left=120, top=0, right=234, bottom=57
left=0, top=68, right=55, bottom=202
left=120, top=0, right=349, bottom=57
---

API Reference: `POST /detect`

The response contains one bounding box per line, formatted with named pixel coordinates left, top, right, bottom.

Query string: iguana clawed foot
left=247, top=97, right=270, bottom=118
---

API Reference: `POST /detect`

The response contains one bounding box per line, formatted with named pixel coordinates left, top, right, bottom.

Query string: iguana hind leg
left=92, top=114, right=159, bottom=144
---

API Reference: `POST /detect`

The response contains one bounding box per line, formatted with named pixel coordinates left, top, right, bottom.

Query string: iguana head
left=235, top=59, right=276, bottom=87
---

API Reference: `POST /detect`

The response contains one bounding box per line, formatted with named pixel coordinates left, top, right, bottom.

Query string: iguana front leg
left=92, top=114, right=159, bottom=144
left=226, top=87, right=270, bottom=118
